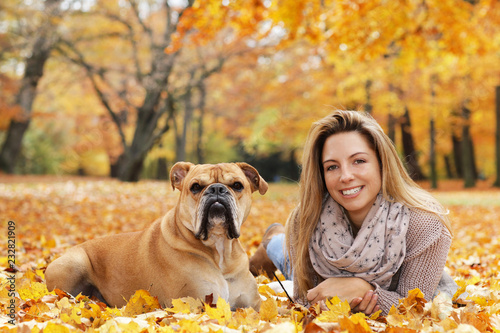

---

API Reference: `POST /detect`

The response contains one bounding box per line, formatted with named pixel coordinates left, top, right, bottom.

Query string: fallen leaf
left=123, top=290, right=161, bottom=316
left=260, top=296, right=278, bottom=322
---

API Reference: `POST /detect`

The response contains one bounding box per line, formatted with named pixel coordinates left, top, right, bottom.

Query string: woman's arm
left=374, top=224, right=452, bottom=314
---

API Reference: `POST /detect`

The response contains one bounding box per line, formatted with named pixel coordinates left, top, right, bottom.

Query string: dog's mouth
left=195, top=190, right=239, bottom=241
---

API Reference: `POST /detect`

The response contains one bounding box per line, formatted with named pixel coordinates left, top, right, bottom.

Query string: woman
left=249, top=110, right=457, bottom=315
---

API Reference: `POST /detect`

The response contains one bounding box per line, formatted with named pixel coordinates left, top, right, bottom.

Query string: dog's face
left=170, top=162, right=268, bottom=241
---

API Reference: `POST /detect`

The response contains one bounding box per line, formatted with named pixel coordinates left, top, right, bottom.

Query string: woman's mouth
left=341, top=186, right=363, bottom=196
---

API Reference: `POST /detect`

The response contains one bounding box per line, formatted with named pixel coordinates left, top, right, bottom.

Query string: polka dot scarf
left=309, top=193, right=410, bottom=289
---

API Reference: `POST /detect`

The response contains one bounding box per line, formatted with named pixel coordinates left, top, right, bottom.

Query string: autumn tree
left=0, top=0, right=64, bottom=173
left=495, top=86, right=500, bottom=187
left=54, top=0, right=270, bottom=182
left=225, top=0, right=500, bottom=185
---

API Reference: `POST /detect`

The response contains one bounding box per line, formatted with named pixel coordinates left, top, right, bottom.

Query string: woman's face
left=322, top=131, right=382, bottom=227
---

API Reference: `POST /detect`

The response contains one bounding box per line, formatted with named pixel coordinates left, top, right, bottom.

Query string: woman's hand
left=349, top=290, right=380, bottom=315
left=307, top=277, right=379, bottom=315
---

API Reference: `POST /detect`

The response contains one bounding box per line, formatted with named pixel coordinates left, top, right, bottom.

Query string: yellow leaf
left=339, top=313, right=372, bottom=333
left=166, top=298, right=192, bottom=314
left=260, top=297, right=278, bottom=322
left=233, top=307, right=261, bottom=328
left=18, top=282, right=51, bottom=301
left=369, top=309, right=382, bottom=320
left=205, top=297, right=232, bottom=325
left=27, top=300, right=51, bottom=317
left=258, top=284, right=278, bottom=298
left=398, top=288, right=426, bottom=314
left=176, top=319, right=201, bottom=333
left=56, top=297, right=72, bottom=310
left=453, top=279, right=468, bottom=300
left=71, top=307, right=82, bottom=324
left=87, top=303, right=102, bottom=319
left=60, top=313, right=72, bottom=324
left=44, top=322, right=71, bottom=333
left=316, top=296, right=350, bottom=322
left=123, top=289, right=161, bottom=316
left=469, top=295, right=488, bottom=307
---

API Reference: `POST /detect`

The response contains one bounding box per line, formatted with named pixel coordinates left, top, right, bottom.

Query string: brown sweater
left=373, top=209, right=452, bottom=314
left=291, top=209, right=452, bottom=315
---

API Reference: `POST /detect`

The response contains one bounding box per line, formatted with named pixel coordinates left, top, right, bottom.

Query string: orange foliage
left=0, top=178, right=499, bottom=331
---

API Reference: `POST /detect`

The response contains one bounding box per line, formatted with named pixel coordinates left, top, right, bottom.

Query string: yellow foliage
left=339, top=313, right=372, bottom=333
left=123, top=290, right=161, bottom=316
left=260, top=296, right=278, bottom=322
left=204, top=298, right=232, bottom=326
left=3, top=181, right=500, bottom=331
left=166, top=298, right=192, bottom=314
left=18, top=281, right=52, bottom=301
left=43, top=322, right=71, bottom=333
left=316, top=296, right=350, bottom=322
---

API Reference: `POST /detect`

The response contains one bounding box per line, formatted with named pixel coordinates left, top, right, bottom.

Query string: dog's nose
left=207, top=184, right=227, bottom=195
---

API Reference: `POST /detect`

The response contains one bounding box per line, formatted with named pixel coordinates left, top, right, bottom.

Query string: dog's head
left=170, top=162, right=268, bottom=241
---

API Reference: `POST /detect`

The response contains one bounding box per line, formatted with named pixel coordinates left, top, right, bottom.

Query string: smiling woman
left=249, top=110, right=458, bottom=316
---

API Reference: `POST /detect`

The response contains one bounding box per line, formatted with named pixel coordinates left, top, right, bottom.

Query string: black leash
left=273, top=271, right=294, bottom=303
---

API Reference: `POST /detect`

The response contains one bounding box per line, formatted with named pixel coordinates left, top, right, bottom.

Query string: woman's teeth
left=342, top=186, right=362, bottom=195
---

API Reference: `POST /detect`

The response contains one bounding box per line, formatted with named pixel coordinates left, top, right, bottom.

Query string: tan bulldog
left=45, top=162, right=267, bottom=310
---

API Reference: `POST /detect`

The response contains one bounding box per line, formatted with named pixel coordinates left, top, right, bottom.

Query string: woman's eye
left=354, top=159, right=366, bottom=164
left=326, top=165, right=338, bottom=171
left=232, top=182, right=244, bottom=191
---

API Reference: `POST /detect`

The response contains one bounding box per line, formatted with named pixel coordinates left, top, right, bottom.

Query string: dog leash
left=273, top=271, right=294, bottom=303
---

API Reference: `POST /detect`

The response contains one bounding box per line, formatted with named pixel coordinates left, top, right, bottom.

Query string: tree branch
left=56, top=41, right=129, bottom=152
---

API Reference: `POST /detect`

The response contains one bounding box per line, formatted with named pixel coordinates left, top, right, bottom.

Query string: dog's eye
left=231, top=182, right=244, bottom=192
left=190, top=183, right=203, bottom=194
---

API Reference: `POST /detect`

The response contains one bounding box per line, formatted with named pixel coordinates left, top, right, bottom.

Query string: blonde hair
left=286, top=110, right=451, bottom=300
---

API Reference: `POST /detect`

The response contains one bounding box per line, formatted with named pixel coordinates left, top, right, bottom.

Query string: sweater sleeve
left=374, top=210, right=452, bottom=315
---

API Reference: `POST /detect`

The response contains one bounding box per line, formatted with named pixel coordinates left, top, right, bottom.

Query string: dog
left=45, top=162, right=268, bottom=310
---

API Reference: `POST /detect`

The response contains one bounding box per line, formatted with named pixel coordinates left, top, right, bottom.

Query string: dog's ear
left=170, top=162, right=195, bottom=191
left=236, top=163, right=268, bottom=195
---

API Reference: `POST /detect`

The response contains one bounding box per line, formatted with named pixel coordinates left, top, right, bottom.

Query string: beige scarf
left=309, top=193, right=410, bottom=289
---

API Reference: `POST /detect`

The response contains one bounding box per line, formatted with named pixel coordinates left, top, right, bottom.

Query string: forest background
left=2, top=1, right=500, bottom=331
left=1, top=0, right=500, bottom=185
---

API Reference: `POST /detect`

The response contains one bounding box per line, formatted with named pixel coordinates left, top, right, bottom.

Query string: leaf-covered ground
left=1, top=177, right=499, bottom=332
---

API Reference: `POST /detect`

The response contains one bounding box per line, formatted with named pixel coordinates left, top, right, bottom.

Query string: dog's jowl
left=45, top=162, right=268, bottom=310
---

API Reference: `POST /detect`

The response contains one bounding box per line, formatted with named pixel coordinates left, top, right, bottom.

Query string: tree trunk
left=196, top=82, right=206, bottom=164
left=452, top=134, right=463, bottom=178
left=495, top=86, right=500, bottom=187
left=176, top=86, right=195, bottom=163
left=0, top=120, right=31, bottom=173
left=0, top=31, right=57, bottom=172
left=461, top=105, right=476, bottom=188
left=114, top=152, right=146, bottom=182
left=157, top=157, right=168, bottom=180
left=387, top=113, right=396, bottom=145
left=364, top=80, right=373, bottom=114
left=400, top=107, right=426, bottom=180
left=116, top=87, right=173, bottom=181
left=156, top=142, right=168, bottom=180
left=444, top=155, right=455, bottom=178
left=430, top=118, right=437, bottom=189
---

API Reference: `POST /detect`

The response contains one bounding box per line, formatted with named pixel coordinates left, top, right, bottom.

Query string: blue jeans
left=266, top=233, right=292, bottom=280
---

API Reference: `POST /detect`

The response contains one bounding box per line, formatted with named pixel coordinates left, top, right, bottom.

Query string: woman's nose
left=340, top=166, right=354, bottom=182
